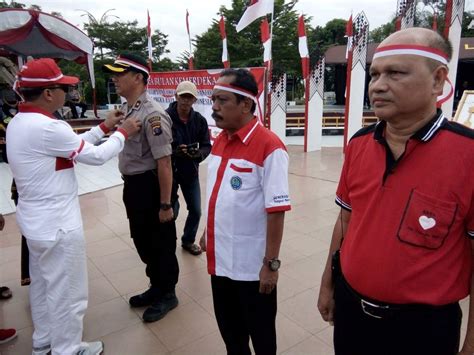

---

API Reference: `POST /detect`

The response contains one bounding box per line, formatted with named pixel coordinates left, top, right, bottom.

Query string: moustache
left=212, top=112, right=223, bottom=120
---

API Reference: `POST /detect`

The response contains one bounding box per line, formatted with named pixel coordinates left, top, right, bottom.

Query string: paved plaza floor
left=0, top=145, right=469, bottom=354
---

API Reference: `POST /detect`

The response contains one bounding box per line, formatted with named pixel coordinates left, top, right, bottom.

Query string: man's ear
left=42, top=88, right=54, bottom=103
left=433, top=65, right=449, bottom=97
left=241, top=97, right=253, bottom=114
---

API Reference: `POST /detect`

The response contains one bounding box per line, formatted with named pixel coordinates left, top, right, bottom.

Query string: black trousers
left=333, top=273, right=462, bottom=355
left=123, top=170, right=179, bottom=294
left=211, top=275, right=277, bottom=355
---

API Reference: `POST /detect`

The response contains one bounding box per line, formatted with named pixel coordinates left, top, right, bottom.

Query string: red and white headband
left=213, top=83, right=258, bottom=102
left=213, top=83, right=263, bottom=122
left=373, top=45, right=449, bottom=65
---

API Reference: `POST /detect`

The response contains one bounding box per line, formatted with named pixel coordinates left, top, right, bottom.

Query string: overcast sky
left=17, top=0, right=474, bottom=60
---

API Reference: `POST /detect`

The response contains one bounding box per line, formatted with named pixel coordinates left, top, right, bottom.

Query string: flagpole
left=266, top=6, right=274, bottom=129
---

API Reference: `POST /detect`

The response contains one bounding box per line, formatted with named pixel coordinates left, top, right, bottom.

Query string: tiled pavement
left=0, top=145, right=469, bottom=354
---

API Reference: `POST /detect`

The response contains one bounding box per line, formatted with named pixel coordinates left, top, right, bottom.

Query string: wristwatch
left=263, top=256, right=281, bottom=271
left=160, top=202, right=173, bottom=211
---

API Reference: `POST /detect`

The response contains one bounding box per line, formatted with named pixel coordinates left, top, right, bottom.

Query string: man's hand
left=199, top=230, right=207, bottom=252
left=259, top=265, right=278, bottom=294
left=0, top=214, right=5, bottom=231
left=159, top=208, right=174, bottom=223
left=119, top=118, right=142, bottom=138
left=104, top=110, right=125, bottom=130
left=317, top=282, right=335, bottom=323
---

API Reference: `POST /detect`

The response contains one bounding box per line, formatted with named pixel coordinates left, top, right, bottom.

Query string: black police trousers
left=333, top=266, right=462, bottom=355
left=211, top=275, right=277, bottom=355
left=123, top=170, right=179, bottom=294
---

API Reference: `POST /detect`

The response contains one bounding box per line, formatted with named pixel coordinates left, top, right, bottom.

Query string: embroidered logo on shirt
left=148, top=116, right=162, bottom=136
left=419, top=215, right=436, bottom=230
left=230, top=176, right=242, bottom=190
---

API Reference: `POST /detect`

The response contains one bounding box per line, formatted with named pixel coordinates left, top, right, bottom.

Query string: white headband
left=213, top=83, right=263, bottom=122
left=213, top=84, right=257, bottom=102
left=373, top=45, right=449, bottom=65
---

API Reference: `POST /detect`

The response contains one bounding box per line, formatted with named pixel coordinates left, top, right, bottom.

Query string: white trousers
left=27, top=227, right=88, bottom=355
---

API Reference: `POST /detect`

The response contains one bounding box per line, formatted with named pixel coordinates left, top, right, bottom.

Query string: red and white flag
left=298, top=15, right=309, bottom=79
left=236, top=0, right=274, bottom=32
left=219, top=16, right=230, bottom=68
left=147, top=10, right=152, bottom=64
left=260, top=18, right=271, bottom=65
left=345, top=14, right=353, bottom=59
left=186, top=9, right=194, bottom=70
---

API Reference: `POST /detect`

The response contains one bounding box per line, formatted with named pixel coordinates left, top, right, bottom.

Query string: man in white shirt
left=7, top=58, right=141, bottom=355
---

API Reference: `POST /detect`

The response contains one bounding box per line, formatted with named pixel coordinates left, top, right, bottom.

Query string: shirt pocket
left=125, top=134, right=142, bottom=158
left=397, top=190, right=458, bottom=250
left=228, top=163, right=258, bottom=192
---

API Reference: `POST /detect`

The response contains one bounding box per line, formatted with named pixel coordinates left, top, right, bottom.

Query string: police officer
left=103, top=53, right=179, bottom=323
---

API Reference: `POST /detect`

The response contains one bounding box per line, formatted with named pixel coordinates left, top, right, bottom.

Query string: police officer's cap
left=103, top=53, right=149, bottom=77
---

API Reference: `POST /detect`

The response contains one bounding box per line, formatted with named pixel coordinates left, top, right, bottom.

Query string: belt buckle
left=360, top=299, right=390, bottom=319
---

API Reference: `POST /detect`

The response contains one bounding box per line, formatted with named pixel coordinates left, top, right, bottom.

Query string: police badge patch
left=148, top=116, right=162, bottom=136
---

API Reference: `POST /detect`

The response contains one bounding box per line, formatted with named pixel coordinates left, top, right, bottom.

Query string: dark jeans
left=211, top=276, right=277, bottom=355
left=333, top=273, right=462, bottom=355
left=123, top=171, right=179, bottom=294
left=173, top=176, right=201, bottom=245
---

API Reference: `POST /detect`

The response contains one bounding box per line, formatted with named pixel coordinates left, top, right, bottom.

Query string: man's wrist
left=160, top=202, right=172, bottom=210
left=263, top=256, right=281, bottom=271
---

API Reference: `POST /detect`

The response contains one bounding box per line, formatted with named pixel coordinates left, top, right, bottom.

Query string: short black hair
left=219, top=69, right=258, bottom=113
left=18, top=87, right=44, bottom=101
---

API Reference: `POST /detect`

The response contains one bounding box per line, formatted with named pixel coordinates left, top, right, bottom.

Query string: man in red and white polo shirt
left=200, top=69, right=291, bottom=354
left=6, top=58, right=141, bottom=355
left=318, top=28, right=474, bottom=355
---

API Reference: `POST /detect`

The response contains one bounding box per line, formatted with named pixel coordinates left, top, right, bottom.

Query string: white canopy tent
left=0, top=9, right=97, bottom=113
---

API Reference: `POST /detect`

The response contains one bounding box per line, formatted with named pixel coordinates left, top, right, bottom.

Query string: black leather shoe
left=142, top=291, right=178, bottom=322
left=129, top=288, right=160, bottom=308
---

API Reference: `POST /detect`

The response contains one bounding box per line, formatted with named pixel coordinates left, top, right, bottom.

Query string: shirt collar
left=228, top=117, right=260, bottom=145
left=374, top=109, right=446, bottom=143
left=18, top=103, right=55, bottom=119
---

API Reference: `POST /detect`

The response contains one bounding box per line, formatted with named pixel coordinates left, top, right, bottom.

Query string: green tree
left=84, top=20, right=169, bottom=62
left=0, top=1, right=26, bottom=8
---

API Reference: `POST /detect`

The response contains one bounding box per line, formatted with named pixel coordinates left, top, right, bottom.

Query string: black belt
left=122, top=169, right=156, bottom=182
left=332, top=250, right=457, bottom=319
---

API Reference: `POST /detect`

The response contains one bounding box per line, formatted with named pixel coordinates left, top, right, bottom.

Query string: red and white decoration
left=219, top=16, right=230, bottom=68
left=343, top=12, right=369, bottom=149
left=236, top=0, right=274, bottom=32
left=260, top=18, right=271, bottom=66
left=442, top=0, right=465, bottom=118
left=186, top=9, right=194, bottom=70
left=270, top=74, right=287, bottom=143
left=0, top=9, right=96, bottom=111
left=298, top=15, right=309, bottom=80
left=395, top=0, right=416, bottom=31
left=345, top=14, right=353, bottom=60
left=147, top=10, right=152, bottom=70
left=307, top=58, right=325, bottom=152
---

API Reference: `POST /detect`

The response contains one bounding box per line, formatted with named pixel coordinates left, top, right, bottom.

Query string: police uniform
left=119, top=91, right=179, bottom=296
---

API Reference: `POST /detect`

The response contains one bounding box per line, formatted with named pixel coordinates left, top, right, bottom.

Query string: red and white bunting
left=236, top=0, right=274, bottom=32
left=260, top=18, right=271, bottom=65
left=345, top=14, right=353, bottom=59
left=298, top=15, right=309, bottom=79
left=219, top=16, right=230, bottom=68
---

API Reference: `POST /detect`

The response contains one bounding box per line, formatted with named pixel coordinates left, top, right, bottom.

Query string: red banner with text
left=148, top=67, right=267, bottom=140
